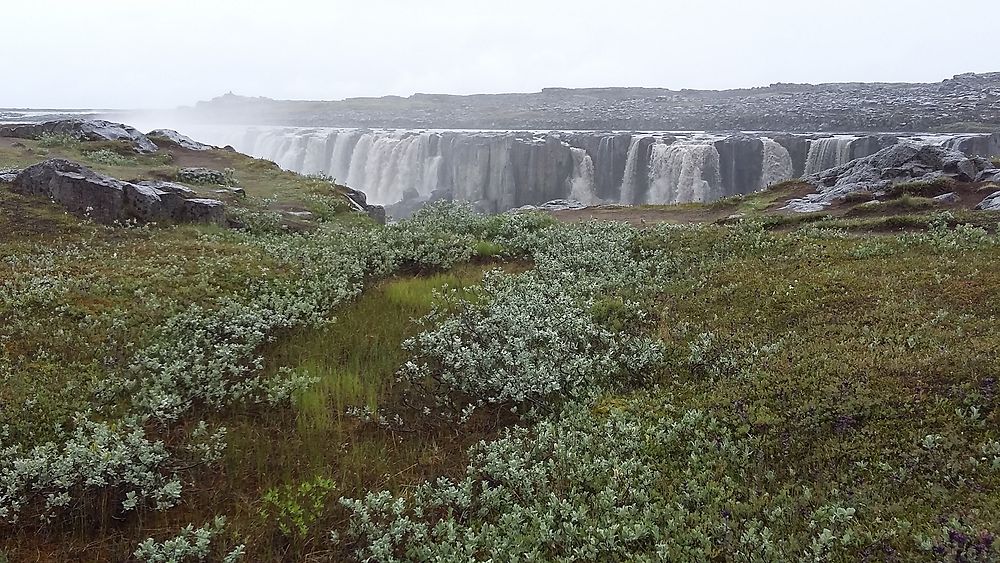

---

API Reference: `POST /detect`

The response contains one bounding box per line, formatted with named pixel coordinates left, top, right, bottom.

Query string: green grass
left=182, top=263, right=520, bottom=559
left=646, top=228, right=1000, bottom=547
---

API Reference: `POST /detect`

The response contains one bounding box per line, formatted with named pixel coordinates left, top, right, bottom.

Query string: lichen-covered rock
left=0, top=120, right=158, bottom=153
left=147, top=129, right=214, bottom=151
left=124, top=183, right=166, bottom=222
left=177, top=198, right=225, bottom=224
left=177, top=167, right=227, bottom=185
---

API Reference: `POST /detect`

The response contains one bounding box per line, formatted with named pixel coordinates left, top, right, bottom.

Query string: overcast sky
left=4, top=0, right=996, bottom=109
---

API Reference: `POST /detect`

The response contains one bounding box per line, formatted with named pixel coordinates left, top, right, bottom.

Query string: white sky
left=3, top=0, right=996, bottom=109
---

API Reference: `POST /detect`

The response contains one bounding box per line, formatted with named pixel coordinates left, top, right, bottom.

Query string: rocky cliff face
left=186, top=126, right=1000, bottom=214
left=182, top=73, right=1000, bottom=132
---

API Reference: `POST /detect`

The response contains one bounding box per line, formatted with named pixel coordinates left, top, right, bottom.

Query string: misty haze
left=2, top=1, right=1000, bottom=561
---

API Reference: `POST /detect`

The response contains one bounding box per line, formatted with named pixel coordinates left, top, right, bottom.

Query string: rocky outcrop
left=783, top=144, right=992, bottom=212
left=933, top=192, right=960, bottom=204
left=147, top=129, right=214, bottom=151
left=343, top=186, right=387, bottom=224
left=11, top=160, right=225, bottom=225
left=0, top=120, right=159, bottom=153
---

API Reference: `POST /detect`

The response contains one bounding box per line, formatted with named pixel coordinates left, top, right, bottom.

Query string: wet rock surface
left=10, top=160, right=225, bottom=225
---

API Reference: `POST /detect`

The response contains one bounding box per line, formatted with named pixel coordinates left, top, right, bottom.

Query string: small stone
left=933, top=192, right=960, bottom=204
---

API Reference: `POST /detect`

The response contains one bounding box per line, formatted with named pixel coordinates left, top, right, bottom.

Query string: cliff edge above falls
left=180, top=72, right=1000, bottom=132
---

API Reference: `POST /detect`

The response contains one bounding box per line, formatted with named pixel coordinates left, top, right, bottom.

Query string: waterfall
left=568, top=148, right=599, bottom=205
left=804, top=137, right=856, bottom=175
left=619, top=136, right=648, bottom=205
left=760, top=138, right=794, bottom=189
left=646, top=142, right=722, bottom=204
left=174, top=125, right=952, bottom=212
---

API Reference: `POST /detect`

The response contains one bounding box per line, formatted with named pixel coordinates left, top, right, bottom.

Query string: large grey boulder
left=11, top=159, right=225, bottom=225
left=0, top=120, right=159, bottom=153
left=343, top=186, right=387, bottom=224
left=976, top=191, right=1000, bottom=211
left=147, top=129, right=214, bottom=151
left=13, top=159, right=128, bottom=222
left=850, top=135, right=899, bottom=160
left=783, top=143, right=992, bottom=212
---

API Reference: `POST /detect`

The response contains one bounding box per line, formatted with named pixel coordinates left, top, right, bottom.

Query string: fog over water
left=3, top=0, right=998, bottom=109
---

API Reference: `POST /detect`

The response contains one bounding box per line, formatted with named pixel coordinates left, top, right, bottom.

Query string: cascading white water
left=168, top=125, right=890, bottom=211
left=618, top=135, right=647, bottom=205
left=804, top=136, right=856, bottom=175
left=760, top=138, right=794, bottom=189
left=646, top=142, right=722, bottom=204
left=568, top=148, right=599, bottom=205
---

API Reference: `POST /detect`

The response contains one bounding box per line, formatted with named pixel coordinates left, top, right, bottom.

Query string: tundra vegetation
left=1, top=140, right=1000, bottom=561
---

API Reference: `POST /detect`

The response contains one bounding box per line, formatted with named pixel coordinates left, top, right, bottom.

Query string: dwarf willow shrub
left=0, top=417, right=179, bottom=524
left=401, top=270, right=663, bottom=415
left=84, top=149, right=137, bottom=167
left=399, top=220, right=667, bottom=417
left=386, top=202, right=484, bottom=271
left=904, top=211, right=997, bottom=250
left=481, top=211, right=556, bottom=257
left=1, top=221, right=404, bottom=522
left=339, top=397, right=873, bottom=562
left=134, top=516, right=244, bottom=563
left=36, top=132, right=79, bottom=148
